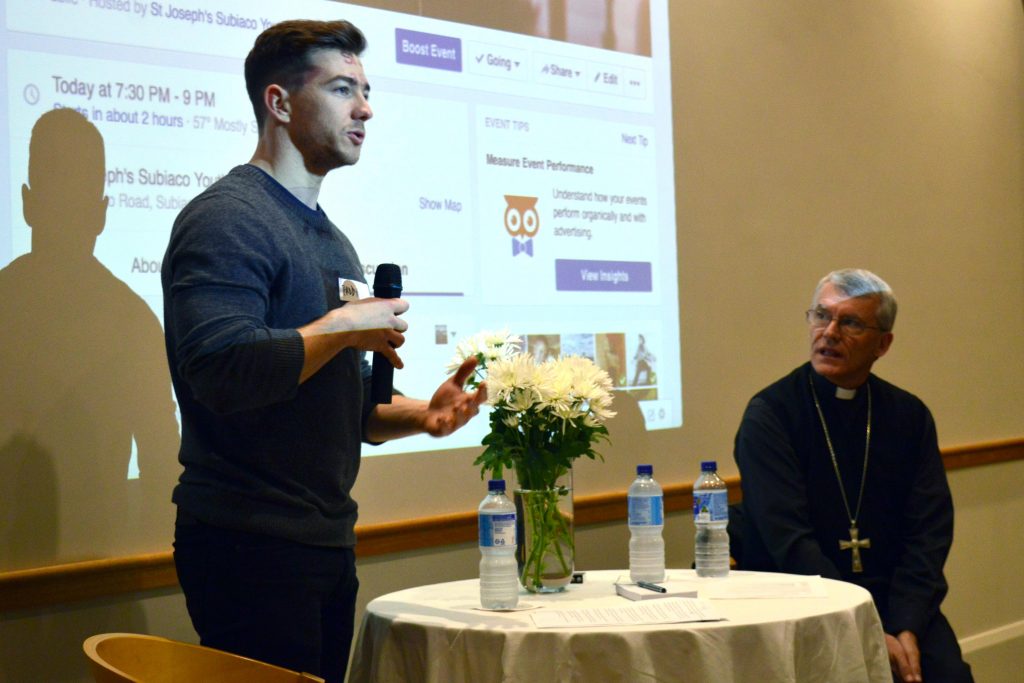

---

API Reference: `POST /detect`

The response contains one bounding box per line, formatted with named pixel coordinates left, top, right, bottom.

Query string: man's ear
left=263, top=84, right=291, bottom=124
left=875, top=331, right=894, bottom=360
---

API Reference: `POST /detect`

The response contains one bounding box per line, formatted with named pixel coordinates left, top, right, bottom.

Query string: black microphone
left=370, top=263, right=403, bottom=404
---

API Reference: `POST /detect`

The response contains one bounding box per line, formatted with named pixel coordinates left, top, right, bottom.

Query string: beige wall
left=1, top=1, right=1022, bottom=681
left=943, top=460, right=1024, bottom=678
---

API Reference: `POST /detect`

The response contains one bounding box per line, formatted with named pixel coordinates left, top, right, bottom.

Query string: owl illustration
left=503, top=195, right=540, bottom=238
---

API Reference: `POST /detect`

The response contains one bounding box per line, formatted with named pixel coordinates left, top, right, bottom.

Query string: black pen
left=636, top=580, right=667, bottom=593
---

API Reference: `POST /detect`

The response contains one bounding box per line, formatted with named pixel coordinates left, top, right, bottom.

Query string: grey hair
left=812, top=269, right=897, bottom=332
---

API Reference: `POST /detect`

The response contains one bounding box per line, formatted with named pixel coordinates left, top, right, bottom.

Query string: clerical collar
left=809, top=366, right=864, bottom=401
left=835, top=386, right=857, bottom=400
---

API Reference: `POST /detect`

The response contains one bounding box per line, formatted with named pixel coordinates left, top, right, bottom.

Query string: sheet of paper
left=530, top=597, right=721, bottom=629
left=701, top=575, right=828, bottom=599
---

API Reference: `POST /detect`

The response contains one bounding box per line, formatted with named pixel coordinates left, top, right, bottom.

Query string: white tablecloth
left=349, top=569, right=891, bottom=683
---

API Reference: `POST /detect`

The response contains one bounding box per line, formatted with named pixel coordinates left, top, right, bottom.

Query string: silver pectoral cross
left=839, top=526, right=870, bottom=573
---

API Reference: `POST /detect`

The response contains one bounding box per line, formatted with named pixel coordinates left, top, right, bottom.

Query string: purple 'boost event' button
left=395, top=28, right=462, bottom=72
left=555, top=259, right=653, bottom=292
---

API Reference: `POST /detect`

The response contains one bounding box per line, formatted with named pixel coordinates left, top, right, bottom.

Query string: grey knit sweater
left=162, top=164, right=373, bottom=547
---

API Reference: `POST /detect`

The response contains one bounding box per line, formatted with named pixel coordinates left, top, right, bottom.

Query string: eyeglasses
left=805, top=309, right=885, bottom=336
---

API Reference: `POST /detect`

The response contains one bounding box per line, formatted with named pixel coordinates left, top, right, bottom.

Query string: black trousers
left=892, top=611, right=973, bottom=683
left=173, top=514, right=359, bottom=683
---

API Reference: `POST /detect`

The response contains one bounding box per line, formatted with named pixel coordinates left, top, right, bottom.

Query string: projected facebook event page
left=2, top=0, right=681, bottom=450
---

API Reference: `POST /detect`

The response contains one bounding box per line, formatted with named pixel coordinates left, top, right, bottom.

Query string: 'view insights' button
left=555, top=259, right=652, bottom=292
left=395, top=28, right=462, bottom=72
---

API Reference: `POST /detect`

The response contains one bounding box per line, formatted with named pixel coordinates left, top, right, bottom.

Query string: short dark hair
left=244, top=19, right=367, bottom=130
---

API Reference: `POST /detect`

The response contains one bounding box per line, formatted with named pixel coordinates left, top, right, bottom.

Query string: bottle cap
left=488, top=479, right=506, bottom=492
left=700, top=460, right=717, bottom=472
left=636, top=464, right=653, bottom=476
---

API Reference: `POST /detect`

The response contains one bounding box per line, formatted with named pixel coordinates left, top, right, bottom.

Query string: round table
left=349, top=569, right=891, bottom=683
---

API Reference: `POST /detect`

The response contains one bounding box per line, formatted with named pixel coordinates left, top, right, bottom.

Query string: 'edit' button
left=395, top=28, right=462, bottom=72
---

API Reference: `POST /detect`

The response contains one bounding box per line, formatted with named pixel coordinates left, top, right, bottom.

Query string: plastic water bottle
left=628, top=464, right=666, bottom=582
left=693, top=460, right=730, bottom=578
left=478, top=479, right=519, bottom=609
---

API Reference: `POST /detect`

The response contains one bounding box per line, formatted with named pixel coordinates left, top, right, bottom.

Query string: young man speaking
left=162, top=20, right=486, bottom=681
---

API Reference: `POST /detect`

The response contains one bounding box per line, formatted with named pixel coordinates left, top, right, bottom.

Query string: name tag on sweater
left=339, top=278, right=370, bottom=302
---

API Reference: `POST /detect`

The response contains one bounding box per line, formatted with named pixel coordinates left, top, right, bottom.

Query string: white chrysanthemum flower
left=572, top=377, right=601, bottom=402
left=552, top=402, right=586, bottom=421
left=448, top=333, right=615, bottom=442
left=506, top=387, right=539, bottom=413
left=537, top=391, right=573, bottom=418
left=460, top=329, right=617, bottom=496
left=590, top=398, right=616, bottom=421
left=485, top=354, right=537, bottom=406
left=446, top=329, right=521, bottom=374
left=531, top=357, right=610, bottom=416
left=534, top=358, right=569, bottom=397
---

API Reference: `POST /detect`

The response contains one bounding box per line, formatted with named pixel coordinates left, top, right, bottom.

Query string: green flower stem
left=519, top=486, right=573, bottom=590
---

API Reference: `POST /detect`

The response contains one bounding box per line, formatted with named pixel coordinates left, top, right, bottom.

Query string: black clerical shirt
left=733, top=363, right=954, bottom=638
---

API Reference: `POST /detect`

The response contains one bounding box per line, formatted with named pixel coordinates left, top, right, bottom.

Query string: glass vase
left=514, top=470, right=574, bottom=593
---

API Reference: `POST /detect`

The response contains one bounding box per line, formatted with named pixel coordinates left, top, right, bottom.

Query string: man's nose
left=823, top=317, right=843, bottom=338
left=354, top=95, right=373, bottom=121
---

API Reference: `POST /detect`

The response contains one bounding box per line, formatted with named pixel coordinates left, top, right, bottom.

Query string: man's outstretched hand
left=421, top=357, right=488, bottom=436
left=365, top=357, right=488, bottom=442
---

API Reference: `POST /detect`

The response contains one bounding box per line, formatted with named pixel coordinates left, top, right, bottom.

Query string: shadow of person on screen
left=0, top=108, right=180, bottom=577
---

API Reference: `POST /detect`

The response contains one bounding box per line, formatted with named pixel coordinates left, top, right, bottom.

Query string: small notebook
left=615, top=580, right=699, bottom=601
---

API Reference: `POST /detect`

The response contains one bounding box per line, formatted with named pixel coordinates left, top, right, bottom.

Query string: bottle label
left=479, top=512, right=516, bottom=547
left=693, top=490, right=728, bottom=523
left=628, top=495, right=664, bottom=526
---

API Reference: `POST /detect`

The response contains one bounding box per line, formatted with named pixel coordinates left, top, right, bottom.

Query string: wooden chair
left=83, top=633, right=325, bottom=683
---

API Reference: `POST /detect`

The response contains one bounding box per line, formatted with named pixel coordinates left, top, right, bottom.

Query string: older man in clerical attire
left=733, top=269, right=973, bottom=683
